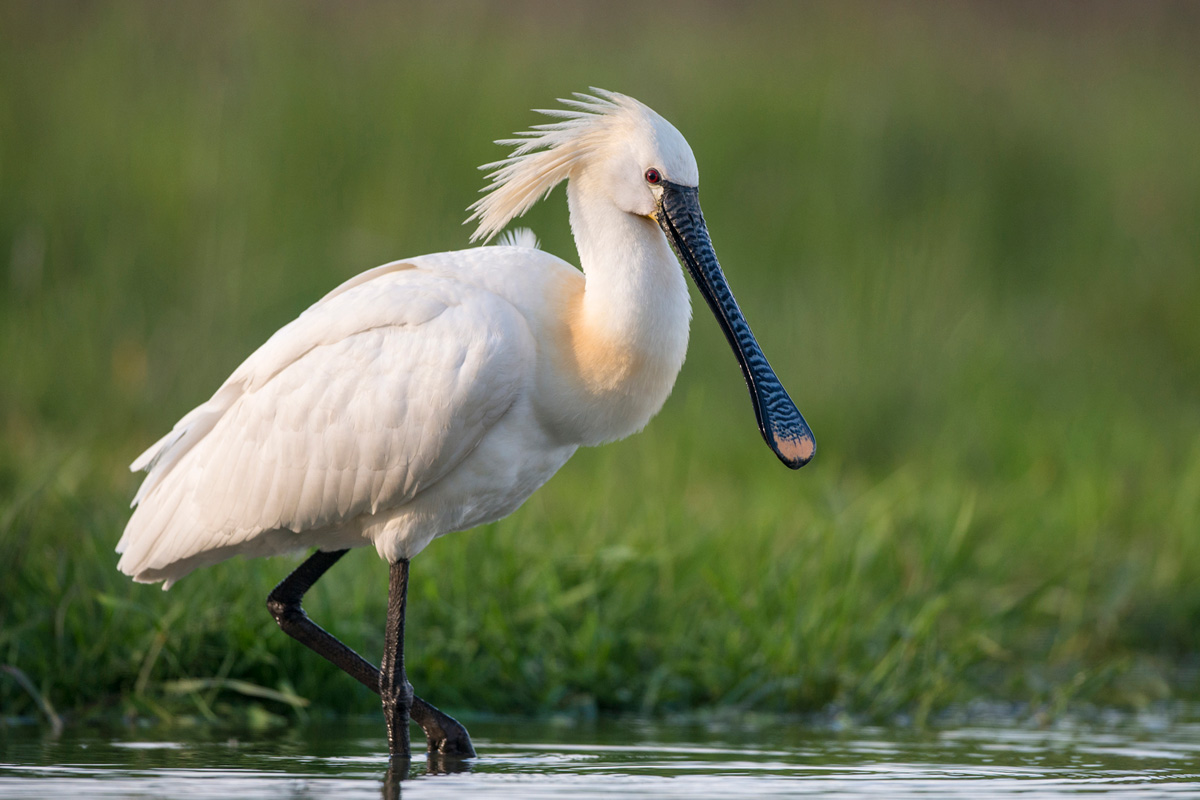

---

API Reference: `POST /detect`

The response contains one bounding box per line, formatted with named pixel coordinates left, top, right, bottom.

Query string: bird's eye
left=644, top=168, right=662, bottom=185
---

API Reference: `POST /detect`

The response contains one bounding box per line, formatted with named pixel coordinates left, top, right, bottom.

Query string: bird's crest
left=467, top=88, right=648, bottom=243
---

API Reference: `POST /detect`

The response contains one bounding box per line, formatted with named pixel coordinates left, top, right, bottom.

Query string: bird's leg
left=381, top=558, right=414, bottom=761
left=266, top=549, right=475, bottom=758
left=266, top=550, right=379, bottom=688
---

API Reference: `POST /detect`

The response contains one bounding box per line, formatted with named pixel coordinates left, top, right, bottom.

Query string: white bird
left=117, top=89, right=814, bottom=763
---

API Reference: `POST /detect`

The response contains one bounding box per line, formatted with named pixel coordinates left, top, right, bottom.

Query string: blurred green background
left=2, top=1, right=1199, bottom=728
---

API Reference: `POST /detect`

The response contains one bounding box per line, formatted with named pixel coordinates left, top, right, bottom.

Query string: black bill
left=656, top=180, right=815, bottom=469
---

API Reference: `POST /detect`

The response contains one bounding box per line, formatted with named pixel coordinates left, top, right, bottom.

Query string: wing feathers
left=119, top=268, right=529, bottom=584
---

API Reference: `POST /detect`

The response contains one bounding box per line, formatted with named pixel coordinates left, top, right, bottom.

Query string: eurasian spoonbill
left=117, top=89, right=815, bottom=762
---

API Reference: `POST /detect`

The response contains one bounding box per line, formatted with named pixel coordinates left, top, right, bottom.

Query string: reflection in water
left=383, top=751, right=473, bottom=798
left=2, top=715, right=1200, bottom=798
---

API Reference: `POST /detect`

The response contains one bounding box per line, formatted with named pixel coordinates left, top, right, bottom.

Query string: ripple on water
left=2, top=718, right=1200, bottom=799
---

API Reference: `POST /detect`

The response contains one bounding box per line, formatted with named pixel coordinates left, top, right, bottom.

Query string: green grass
left=2, top=2, right=1200, bottom=727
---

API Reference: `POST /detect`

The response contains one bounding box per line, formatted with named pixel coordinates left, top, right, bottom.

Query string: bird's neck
left=541, top=179, right=691, bottom=445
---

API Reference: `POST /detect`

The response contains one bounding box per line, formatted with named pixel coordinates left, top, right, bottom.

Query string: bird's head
left=572, top=99, right=700, bottom=221
left=468, top=89, right=700, bottom=238
left=468, top=89, right=815, bottom=469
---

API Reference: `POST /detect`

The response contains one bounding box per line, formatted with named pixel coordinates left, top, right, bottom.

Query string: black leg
left=266, top=549, right=475, bottom=758
left=380, top=558, right=413, bottom=760
left=267, top=550, right=379, bottom=688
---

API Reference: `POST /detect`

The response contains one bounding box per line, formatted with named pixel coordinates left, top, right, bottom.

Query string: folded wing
left=117, top=266, right=530, bottom=585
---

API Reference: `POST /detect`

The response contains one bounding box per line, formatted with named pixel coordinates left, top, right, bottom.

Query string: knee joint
left=381, top=678, right=414, bottom=709
left=266, top=594, right=302, bottom=627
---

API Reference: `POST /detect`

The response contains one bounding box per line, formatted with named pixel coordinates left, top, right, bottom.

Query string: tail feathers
left=119, top=382, right=245, bottom=564
left=127, top=383, right=243, bottom=509
left=117, top=468, right=189, bottom=566
left=129, top=426, right=186, bottom=483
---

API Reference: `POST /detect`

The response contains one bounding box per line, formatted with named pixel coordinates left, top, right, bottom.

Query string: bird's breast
left=536, top=271, right=689, bottom=447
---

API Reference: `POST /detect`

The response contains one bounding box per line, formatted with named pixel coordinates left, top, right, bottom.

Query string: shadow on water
left=2, top=715, right=1200, bottom=798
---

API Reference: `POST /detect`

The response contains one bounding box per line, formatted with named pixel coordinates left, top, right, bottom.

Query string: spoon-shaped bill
left=656, top=181, right=815, bottom=469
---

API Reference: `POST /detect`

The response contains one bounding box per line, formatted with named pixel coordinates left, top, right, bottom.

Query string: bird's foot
left=424, top=716, right=475, bottom=758
left=411, top=696, right=476, bottom=758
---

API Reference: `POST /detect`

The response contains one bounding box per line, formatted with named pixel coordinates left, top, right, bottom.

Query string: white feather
left=495, top=228, right=541, bottom=250
left=466, top=89, right=663, bottom=243
left=118, top=265, right=530, bottom=584
left=120, top=88, right=714, bottom=588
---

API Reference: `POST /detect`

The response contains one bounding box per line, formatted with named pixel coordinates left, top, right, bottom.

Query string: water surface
left=2, top=715, right=1198, bottom=798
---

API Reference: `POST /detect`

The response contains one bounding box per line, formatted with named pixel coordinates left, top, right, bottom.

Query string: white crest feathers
left=466, top=88, right=649, bottom=244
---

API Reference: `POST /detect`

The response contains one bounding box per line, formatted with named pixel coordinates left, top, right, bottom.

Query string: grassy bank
left=3, top=2, right=1199, bottom=727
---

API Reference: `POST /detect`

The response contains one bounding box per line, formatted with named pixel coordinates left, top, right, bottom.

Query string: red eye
left=644, top=168, right=661, bottom=185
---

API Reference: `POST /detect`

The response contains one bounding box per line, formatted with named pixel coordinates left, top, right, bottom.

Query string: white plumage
left=119, top=259, right=543, bottom=586
left=118, top=88, right=812, bottom=591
